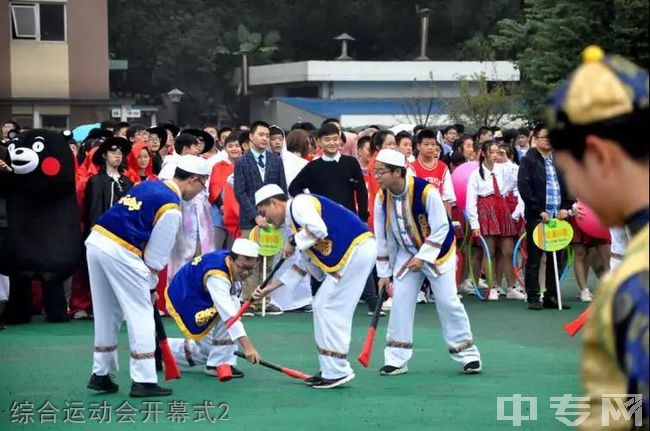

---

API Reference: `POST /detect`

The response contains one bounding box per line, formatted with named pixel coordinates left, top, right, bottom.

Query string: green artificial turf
left=0, top=281, right=592, bottom=431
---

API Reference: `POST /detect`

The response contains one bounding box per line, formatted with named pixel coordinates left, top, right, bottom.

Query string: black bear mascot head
left=0, top=129, right=82, bottom=281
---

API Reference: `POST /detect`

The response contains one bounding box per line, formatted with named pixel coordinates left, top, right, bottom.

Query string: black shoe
left=261, top=303, right=284, bottom=316
left=463, top=361, right=482, bottom=374
left=129, top=382, right=172, bottom=397
left=87, top=374, right=119, bottom=393
left=231, top=366, right=245, bottom=378
left=290, top=304, right=313, bottom=313
left=543, top=298, right=571, bottom=310
left=304, top=372, right=322, bottom=386
left=379, top=365, right=408, bottom=376
left=311, top=372, right=356, bottom=389
left=528, top=301, right=543, bottom=310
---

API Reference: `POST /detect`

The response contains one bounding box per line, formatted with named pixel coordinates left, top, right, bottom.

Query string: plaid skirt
left=477, top=195, right=518, bottom=237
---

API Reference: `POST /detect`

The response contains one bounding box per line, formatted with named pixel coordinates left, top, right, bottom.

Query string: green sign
left=532, top=219, right=574, bottom=252
left=248, top=225, right=284, bottom=257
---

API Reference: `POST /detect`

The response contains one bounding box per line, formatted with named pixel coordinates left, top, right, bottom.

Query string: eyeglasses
left=197, top=177, right=207, bottom=190
left=372, top=169, right=390, bottom=177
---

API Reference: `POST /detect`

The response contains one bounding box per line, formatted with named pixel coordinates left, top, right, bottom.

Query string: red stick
left=226, top=300, right=252, bottom=329
left=226, top=258, right=287, bottom=329
left=564, top=306, right=592, bottom=336
left=154, top=306, right=181, bottom=380
left=159, top=339, right=181, bottom=380
left=357, top=288, right=386, bottom=367
left=357, top=327, right=376, bottom=368
left=233, top=351, right=310, bottom=380
left=280, top=367, right=311, bottom=380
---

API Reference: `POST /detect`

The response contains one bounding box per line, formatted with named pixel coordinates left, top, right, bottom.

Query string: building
left=0, top=0, right=112, bottom=128
left=247, top=60, right=520, bottom=129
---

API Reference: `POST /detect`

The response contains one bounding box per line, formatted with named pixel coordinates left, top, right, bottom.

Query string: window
left=41, top=115, right=68, bottom=129
left=11, top=4, right=36, bottom=38
left=11, top=3, right=66, bottom=41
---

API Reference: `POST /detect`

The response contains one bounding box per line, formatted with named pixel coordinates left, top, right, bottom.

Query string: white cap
left=177, top=155, right=210, bottom=176
left=376, top=149, right=406, bottom=168
left=254, top=184, right=285, bottom=206
left=231, top=238, right=260, bottom=258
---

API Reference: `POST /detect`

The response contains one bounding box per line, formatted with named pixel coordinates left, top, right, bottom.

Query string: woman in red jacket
left=209, top=134, right=243, bottom=248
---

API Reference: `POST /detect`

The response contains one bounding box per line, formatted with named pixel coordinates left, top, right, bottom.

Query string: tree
left=446, top=74, right=518, bottom=127
left=488, top=0, right=648, bottom=121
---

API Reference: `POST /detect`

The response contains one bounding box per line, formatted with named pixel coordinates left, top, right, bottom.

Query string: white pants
left=0, top=275, right=9, bottom=302
left=385, top=249, right=480, bottom=368
left=168, top=320, right=238, bottom=368
left=313, top=237, right=377, bottom=379
left=87, top=243, right=157, bottom=383
left=272, top=252, right=312, bottom=311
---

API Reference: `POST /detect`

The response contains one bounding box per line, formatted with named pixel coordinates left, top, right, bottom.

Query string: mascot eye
left=8, top=144, right=15, bottom=151
left=32, top=141, right=44, bottom=153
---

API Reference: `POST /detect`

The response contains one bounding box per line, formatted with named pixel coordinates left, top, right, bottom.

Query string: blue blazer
left=233, top=149, right=287, bottom=229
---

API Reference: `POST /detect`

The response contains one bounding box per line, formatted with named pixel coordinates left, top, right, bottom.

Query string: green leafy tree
left=488, top=0, right=648, bottom=120
left=446, top=74, right=518, bottom=127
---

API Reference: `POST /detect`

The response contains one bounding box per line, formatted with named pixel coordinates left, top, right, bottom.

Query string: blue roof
left=277, top=97, right=446, bottom=118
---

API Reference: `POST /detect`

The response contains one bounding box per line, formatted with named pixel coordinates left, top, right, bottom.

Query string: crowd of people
left=0, top=114, right=619, bottom=327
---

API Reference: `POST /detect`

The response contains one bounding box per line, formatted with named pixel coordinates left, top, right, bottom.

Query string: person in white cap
left=252, top=183, right=377, bottom=389
left=165, top=238, right=261, bottom=378
left=85, top=154, right=210, bottom=398
left=373, top=149, right=482, bottom=376
left=159, top=133, right=216, bottom=288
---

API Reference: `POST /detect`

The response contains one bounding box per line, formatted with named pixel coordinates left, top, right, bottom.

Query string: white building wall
left=330, top=81, right=480, bottom=99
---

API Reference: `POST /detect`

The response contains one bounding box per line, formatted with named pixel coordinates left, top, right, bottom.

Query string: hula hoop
left=514, top=230, right=574, bottom=286
left=467, top=235, right=494, bottom=301
left=461, top=210, right=495, bottom=300
left=458, top=219, right=471, bottom=252
left=512, top=232, right=527, bottom=286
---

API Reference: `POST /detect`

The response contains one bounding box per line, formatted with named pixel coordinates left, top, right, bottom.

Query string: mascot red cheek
left=0, top=129, right=82, bottom=323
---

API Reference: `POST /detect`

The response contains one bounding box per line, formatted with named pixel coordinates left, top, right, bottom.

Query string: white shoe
left=367, top=310, right=387, bottom=317
left=579, top=288, right=593, bottom=302
left=488, top=289, right=500, bottom=301
left=506, top=286, right=527, bottom=300
left=496, top=286, right=507, bottom=296
left=73, top=310, right=89, bottom=319
left=478, top=279, right=489, bottom=289
left=457, top=293, right=463, bottom=300
left=459, top=279, right=474, bottom=294
left=381, top=298, right=392, bottom=311
left=417, top=291, right=427, bottom=304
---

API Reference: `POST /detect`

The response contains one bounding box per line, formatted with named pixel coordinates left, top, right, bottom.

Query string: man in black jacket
left=289, top=123, right=380, bottom=313
left=289, top=123, right=369, bottom=220
left=517, top=124, right=575, bottom=310
left=234, top=121, right=287, bottom=315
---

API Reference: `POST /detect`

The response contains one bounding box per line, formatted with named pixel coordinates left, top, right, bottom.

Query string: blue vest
left=166, top=250, right=235, bottom=340
left=290, top=194, right=373, bottom=273
left=93, top=180, right=180, bottom=257
left=381, top=176, right=455, bottom=263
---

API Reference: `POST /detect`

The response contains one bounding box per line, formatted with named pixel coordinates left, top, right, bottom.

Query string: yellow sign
left=248, top=225, right=284, bottom=257
left=533, top=219, right=574, bottom=252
